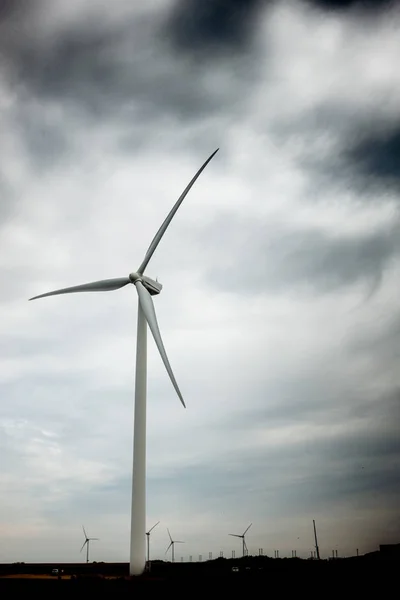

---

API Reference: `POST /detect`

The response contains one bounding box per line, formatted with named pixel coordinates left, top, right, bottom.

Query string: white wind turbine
left=229, top=523, right=252, bottom=557
left=165, top=528, right=184, bottom=563
left=29, top=149, right=219, bottom=576
left=146, top=520, right=160, bottom=567
left=80, top=525, right=99, bottom=564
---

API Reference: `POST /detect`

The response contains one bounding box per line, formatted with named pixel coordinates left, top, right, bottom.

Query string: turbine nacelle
left=129, top=273, right=162, bottom=296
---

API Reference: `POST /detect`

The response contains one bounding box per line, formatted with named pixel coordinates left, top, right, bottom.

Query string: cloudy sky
left=1, top=0, right=400, bottom=564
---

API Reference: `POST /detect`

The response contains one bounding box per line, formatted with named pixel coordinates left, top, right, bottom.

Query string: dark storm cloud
left=269, top=103, right=400, bottom=203
left=0, top=0, right=43, bottom=61
left=346, top=127, right=400, bottom=191
left=227, top=378, right=359, bottom=429
left=300, top=121, right=400, bottom=203
left=231, top=396, right=398, bottom=510
left=2, top=17, right=155, bottom=116
left=302, top=0, right=393, bottom=11
left=14, top=105, right=70, bottom=170
left=164, top=0, right=267, bottom=54
left=205, top=215, right=398, bottom=294
left=0, top=0, right=36, bottom=22
left=0, top=3, right=256, bottom=127
left=18, top=387, right=400, bottom=525
left=144, top=417, right=400, bottom=518
left=224, top=380, right=400, bottom=466
left=0, top=0, right=252, bottom=190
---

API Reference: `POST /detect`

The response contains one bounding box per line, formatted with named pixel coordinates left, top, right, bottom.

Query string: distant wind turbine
left=80, top=526, right=99, bottom=564
left=165, top=528, right=184, bottom=563
left=29, top=149, right=219, bottom=575
left=146, top=521, right=160, bottom=566
left=229, top=523, right=252, bottom=557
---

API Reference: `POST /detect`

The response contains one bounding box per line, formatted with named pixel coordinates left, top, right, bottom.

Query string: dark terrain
left=0, top=545, right=398, bottom=596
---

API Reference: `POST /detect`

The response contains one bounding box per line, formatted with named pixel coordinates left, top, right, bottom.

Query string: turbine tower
left=29, top=149, right=219, bottom=575
left=229, top=523, right=252, bottom=557
left=313, top=519, right=320, bottom=560
left=80, top=526, right=99, bottom=564
left=165, top=528, right=184, bottom=563
left=146, top=521, right=160, bottom=567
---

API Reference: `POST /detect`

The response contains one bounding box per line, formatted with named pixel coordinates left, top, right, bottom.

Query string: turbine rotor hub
left=129, top=272, right=142, bottom=283
left=129, top=272, right=162, bottom=295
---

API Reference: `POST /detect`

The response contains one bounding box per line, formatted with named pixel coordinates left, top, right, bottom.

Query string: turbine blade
left=29, top=277, right=130, bottom=301
left=244, top=540, right=248, bottom=552
left=80, top=540, right=87, bottom=553
left=90, top=538, right=99, bottom=541
left=148, top=521, right=160, bottom=534
left=165, top=542, right=173, bottom=554
left=175, top=541, right=184, bottom=544
left=229, top=534, right=242, bottom=538
left=136, top=281, right=185, bottom=407
left=82, top=525, right=87, bottom=539
left=167, top=528, right=173, bottom=543
left=137, top=149, right=219, bottom=275
left=243, top=523, right=252, bottom=536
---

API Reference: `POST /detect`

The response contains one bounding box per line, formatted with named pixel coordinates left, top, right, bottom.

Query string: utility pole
left=313, top=520, right=320, bottom=560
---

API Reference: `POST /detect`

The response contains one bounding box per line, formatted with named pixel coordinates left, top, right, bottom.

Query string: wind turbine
left=80, top=526, right=99, bottom=564
left=146, top=520, right=160, bottom=567
left=229, top=523, right=252, bottom=557
left=29, top=149, right=219, bottom=576
left=165, top=528, right=184, bottom=563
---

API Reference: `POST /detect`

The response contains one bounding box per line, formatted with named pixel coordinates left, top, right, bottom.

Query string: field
left=0, top=552, right=397, bottom=595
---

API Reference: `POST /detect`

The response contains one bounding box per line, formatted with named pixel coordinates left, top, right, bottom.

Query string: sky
left=0, top=0, right=400, bottom=564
